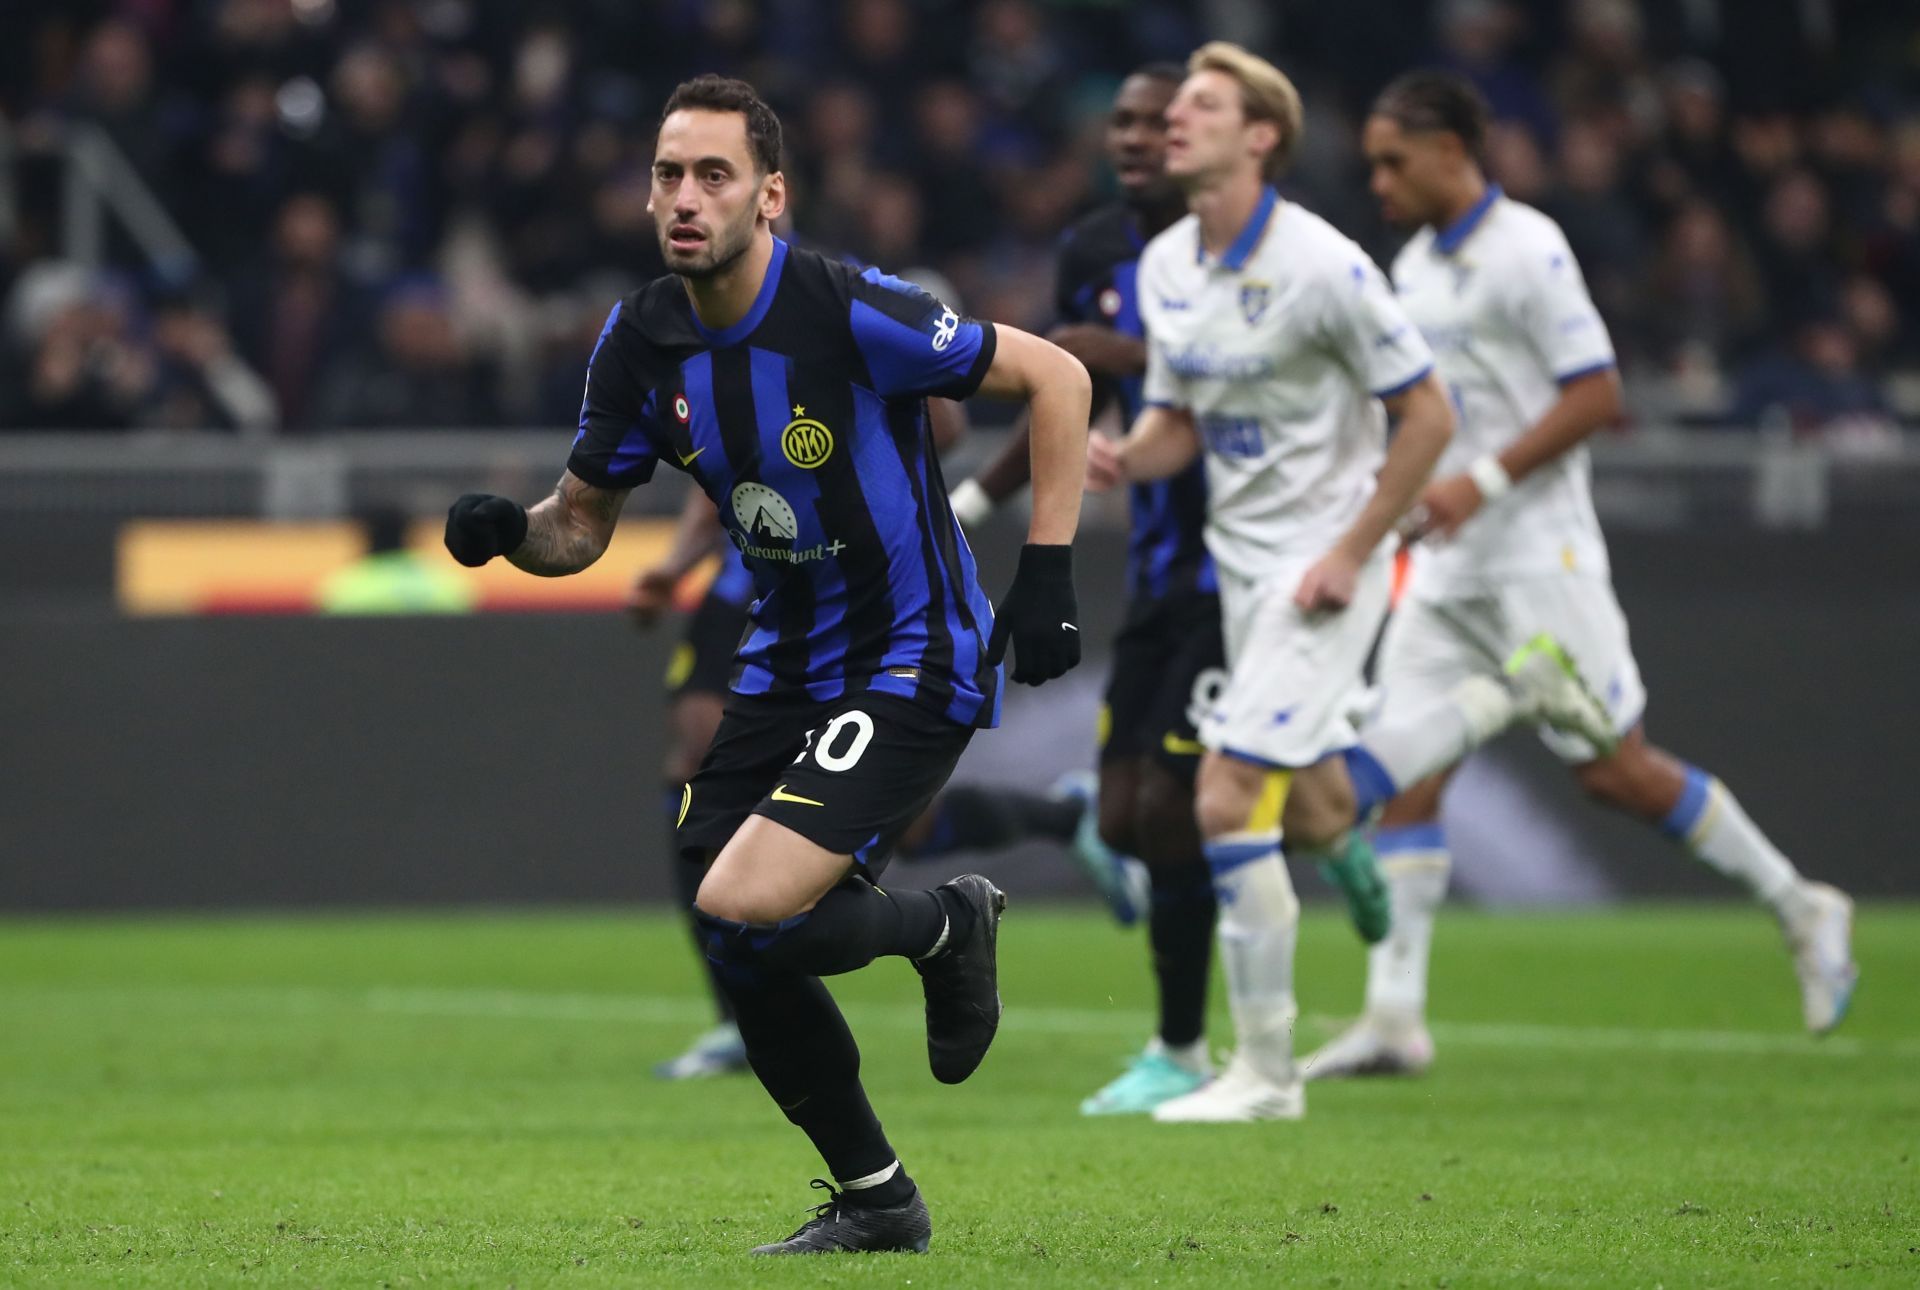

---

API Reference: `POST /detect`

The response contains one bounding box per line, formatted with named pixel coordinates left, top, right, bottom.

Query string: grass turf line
left=0, top=906, right=1915, bottom=1287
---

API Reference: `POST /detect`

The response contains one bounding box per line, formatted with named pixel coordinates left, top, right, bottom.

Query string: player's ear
left=1248, top=119, right=1281, bottom=169
left=759, top=170, right=788, bottom=223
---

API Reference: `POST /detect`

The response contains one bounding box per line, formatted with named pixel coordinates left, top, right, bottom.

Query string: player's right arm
left=445, top=298, right=655, bottom=576
left=444, top=471, right=632, bottom=576
left=1416, top=228, right=1621, bottom=539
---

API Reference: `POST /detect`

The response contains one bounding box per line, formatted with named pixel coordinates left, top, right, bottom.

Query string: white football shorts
left=1378, top=573, right=1647, bottom=763
left=1201, top=545, right=1394, bottom=769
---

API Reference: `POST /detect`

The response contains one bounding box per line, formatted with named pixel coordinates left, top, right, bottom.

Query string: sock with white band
left=1661, top=765, right=1807, bottom=916
left=837, top=1156, right=915, bottom=1208
left=1203, top=830, right=1300, bottom=1082
left=1362, top=825, right=1451, bottom=1021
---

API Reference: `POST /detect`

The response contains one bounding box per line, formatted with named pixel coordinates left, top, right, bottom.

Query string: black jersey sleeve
left=1053, top=225, right=1097, bottom=324
left=846, top=268, right=998, bottom=401
left=565, top=299, right=662, bottom=490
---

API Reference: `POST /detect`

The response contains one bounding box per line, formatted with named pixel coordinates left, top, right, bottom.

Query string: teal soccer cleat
left=1080, top=1044, right=1210, bottom=1116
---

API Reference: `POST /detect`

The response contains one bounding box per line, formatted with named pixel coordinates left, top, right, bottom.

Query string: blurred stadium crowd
left=1, top=0, right=1916, bottom=435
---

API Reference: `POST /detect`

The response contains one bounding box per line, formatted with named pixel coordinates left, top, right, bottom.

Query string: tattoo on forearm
left=506, top=473, right=628, bottom=576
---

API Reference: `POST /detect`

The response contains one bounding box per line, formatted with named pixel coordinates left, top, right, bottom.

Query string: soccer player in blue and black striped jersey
left=948, top=65, right=1230, bottom=1116
left=444, top=75, right=1091, bottom=1255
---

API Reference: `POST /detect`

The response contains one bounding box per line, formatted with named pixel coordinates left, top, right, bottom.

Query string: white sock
left=1203, top=830, right=1299, bottom=1082
left=1356, top=676, right=1516, bottom=793
left=1662, top=766, right=1805, bottom=913
left=1148, top=1035, right=1211, bottom=1075
left=1363, top=828, right=1450, bottom=1020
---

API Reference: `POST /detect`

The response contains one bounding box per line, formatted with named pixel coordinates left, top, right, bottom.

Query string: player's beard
left=661, top=207, right=757, bottom=281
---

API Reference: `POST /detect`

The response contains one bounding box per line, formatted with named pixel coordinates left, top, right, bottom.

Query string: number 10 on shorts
left=793, top=710, right=876, bottom=772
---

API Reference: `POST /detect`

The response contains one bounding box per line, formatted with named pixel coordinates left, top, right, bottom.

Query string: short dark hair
left=1373, top=71, right=1491, bottom=157
left=1131, top=61, right=1186, bottom=87
left=659, top=74, right=783, bottom=175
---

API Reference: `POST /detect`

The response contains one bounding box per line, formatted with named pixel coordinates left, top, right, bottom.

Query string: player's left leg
left=1513, top=573, right=1859, bottom=1033
left=694, top=823, right=948, bottom=1256
left=1148, top=750, right=1304, bottom=1123
left=684, top=692, right=1000, bottom=1253
left=1151, top=551, right=1397, bottom=1123
left=1575, top=729, right=1858, bottom=1032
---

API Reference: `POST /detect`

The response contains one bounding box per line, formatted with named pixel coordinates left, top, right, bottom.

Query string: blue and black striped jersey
left=1057, top=203, right=1215, bottom=602
left=569, top=238, right=1003, bottom=728
left=707, top=542, right=754, bottom=609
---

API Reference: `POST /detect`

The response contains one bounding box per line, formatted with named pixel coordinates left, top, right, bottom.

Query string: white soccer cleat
left=1782, top=882, right=1858, bottom=1034
left=1504, top=633, right=1618, bottom=755
left=1150, top=1053, right=1304, bottom=1123
left=653, top=1022, right=749, bottom=1080
left=1300, top=1012, right=1435, bottom=1081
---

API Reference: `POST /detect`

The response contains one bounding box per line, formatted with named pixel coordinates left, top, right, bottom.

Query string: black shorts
left=1100, top=591, right=1227, bottom=786
left=665, top=592, right=751, bottom=698
left=677, top=689, right=974, bottom=879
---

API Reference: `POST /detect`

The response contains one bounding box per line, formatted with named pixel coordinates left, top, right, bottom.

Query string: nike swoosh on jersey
left=769, top=784, right=825, bottom=807
left=678, top=447, right=706, bottom=466
left=1161, top=733, right=1206, bottom=756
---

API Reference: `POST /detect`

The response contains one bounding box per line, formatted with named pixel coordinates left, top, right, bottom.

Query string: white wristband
left=948, top=478, right=995, bottom=526
left=1468, top=455, right=1512, bottom=502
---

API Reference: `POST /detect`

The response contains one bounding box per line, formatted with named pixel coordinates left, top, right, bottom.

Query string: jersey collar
left=689, top=235, right=789, bottom=347
left=1195, top=184, right=1279, bottom=272
left=1432, top=184, right=1503, bottom=256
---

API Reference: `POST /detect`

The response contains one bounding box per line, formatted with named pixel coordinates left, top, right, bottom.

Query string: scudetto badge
left=780, top=404, right=834, bottom=468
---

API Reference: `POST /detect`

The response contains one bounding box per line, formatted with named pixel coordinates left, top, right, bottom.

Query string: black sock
left=911, top=785, right=1082, bottom=858
left=754, top=880, right=949, bottom=977
left=1147, top=864, right=1216, bottom=1049
left=718, top=968, right=914, bottom=1206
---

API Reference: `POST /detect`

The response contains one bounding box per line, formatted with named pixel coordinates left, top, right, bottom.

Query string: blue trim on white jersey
left=1555, top=358, right=1617, bottom=386
left=1433, top=185, right=1503, bottom=255
left=1195, top=185, right=1280, bottom=271
left=1373, top=363, right=1434, bottom=399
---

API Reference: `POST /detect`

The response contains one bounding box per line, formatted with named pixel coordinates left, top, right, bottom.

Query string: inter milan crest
left=780, top=404, right=834, bottom=469
left=1239, top=280, right=1272, bottom=325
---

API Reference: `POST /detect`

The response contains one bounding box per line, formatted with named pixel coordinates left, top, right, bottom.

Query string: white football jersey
left=1140, top=189, right=1434, bottom=580
left=1390, top=188, right=1618, bottom=595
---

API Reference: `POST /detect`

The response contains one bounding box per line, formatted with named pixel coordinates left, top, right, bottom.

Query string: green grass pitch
left=2, top=904, right=1915, bottom=1287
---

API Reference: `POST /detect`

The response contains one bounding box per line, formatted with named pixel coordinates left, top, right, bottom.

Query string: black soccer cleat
left=750, top=1179, right=931, bottom=1255
left=913, top=874, right=1008, bottom=1084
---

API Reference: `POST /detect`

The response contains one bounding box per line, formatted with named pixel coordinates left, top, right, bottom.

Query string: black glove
left=987, top=543, right=1081, bottom=685
left=444, top=493, right=528, bottom=567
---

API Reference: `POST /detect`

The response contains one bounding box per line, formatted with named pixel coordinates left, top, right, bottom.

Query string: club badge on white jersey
left=1390, top=187, right=1618, bottom=593
left=1138, top=187, right=1434, bottom=579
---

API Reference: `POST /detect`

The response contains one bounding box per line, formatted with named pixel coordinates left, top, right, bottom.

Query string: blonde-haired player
left=1298, top=72, right=1858, bottom=1081
left=1090, top=42, right=1466, bottom=1123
